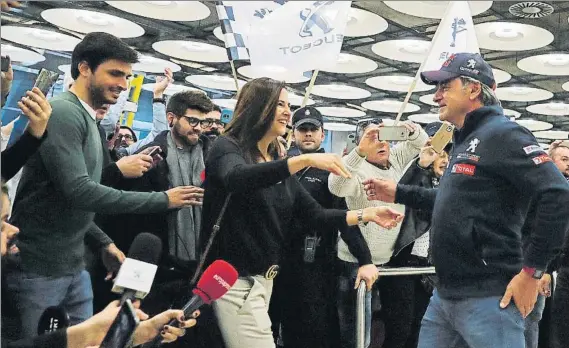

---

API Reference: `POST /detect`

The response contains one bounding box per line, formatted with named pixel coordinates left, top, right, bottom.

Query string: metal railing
left=355, top=266, right=437, bottom=348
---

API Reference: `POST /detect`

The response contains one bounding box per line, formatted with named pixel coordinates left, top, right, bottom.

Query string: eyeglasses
left=355, top=118, right=383, bottom=144
left=117, top=134, right=134, bottom=141
left=183, top=116, right=213, bottom=128
left=206, top=118, right=224, bottom=127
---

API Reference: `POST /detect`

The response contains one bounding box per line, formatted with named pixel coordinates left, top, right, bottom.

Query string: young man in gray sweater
left=5, top=32, right=200, bottom=340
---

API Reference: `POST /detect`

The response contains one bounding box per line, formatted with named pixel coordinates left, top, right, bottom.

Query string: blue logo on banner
left=299, top=1, right=334, bottom=37
left=450, top=17, right=467, bottom=47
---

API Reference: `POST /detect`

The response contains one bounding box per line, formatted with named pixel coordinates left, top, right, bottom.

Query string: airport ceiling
left=1, top=1, right=568, bottom=140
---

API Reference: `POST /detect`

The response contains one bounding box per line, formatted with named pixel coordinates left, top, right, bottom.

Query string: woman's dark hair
left=224, top=77, right=286, bottom=163
left=71, top=32, right=139, bottom=79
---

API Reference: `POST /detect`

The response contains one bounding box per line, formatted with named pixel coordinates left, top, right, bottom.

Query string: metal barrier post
left=354, top=267, right=437, bottom=348
left=355, top=280, right=367, bottom=348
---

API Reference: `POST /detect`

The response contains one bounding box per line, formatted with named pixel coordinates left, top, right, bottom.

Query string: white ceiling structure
left=1, top=1, right=568, bottom=142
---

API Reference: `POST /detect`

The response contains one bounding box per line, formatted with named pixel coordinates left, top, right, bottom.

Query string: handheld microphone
left=37, top=306, right=69, bottom=335
left=111, top=233, right=162, bottom=305
left=147, top=260, right=238, bottom=347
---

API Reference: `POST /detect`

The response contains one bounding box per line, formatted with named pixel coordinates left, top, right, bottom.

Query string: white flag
left=247, top=1, right=352, bottom=73
left=216, top=1, right=288, bottom=61
left=421, top=1, right=480, bottom=72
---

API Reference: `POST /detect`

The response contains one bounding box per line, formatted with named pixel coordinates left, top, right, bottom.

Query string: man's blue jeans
left=524, top=294, right=546, bottom=348
left=5, top=270, right=93, bottom=339
left=418, top=290, right=525, bottom=348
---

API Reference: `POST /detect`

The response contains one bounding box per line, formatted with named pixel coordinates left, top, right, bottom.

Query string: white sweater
left=329, top=130, right=429, bottom=265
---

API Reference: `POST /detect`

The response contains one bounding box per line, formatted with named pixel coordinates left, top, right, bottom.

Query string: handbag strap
left=189, top=193, right=232, bottom=286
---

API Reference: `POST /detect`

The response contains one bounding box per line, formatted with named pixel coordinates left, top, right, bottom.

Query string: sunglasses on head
left=355, top=118, right=383, bottom=144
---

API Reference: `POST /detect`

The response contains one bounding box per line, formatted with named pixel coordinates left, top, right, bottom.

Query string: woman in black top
left=200, top=77, right=403, bottom=348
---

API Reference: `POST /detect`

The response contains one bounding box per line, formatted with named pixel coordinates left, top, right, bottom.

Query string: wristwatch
left=152, top=97, right=166, bottom=104
left=357, top=209, right=368, bottom=228
left=522, top=266, right=545, bottom=280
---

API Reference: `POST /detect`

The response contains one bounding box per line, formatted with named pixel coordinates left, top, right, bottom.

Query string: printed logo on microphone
left=214, top=274, right=231, bottom=290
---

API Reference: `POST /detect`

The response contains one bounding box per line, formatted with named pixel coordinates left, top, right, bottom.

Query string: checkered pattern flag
left=215, top=2, right=250, bottom=61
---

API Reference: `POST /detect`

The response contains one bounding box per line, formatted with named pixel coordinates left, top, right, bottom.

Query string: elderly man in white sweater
left=329, top=119, right=428, bottom=348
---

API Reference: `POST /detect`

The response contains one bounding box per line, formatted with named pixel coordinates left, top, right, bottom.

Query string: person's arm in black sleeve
left=339, top=225, right=373, bottom=266
left=84, top=222, right=113, bottom=251
left=1, top=130, right=47, bottom=181
left=208, top=137, right=294, bottom=193
left=334, top=198, right=373, bottom=266
left=395, top=184, right=438, bottom=210
left=293, top=179, right=348, bottom=232
left=400, top=158, right=432, bottom=186
left=100, top=162, right=123, bottom=188
left=494, top=124, right=569, bottom=271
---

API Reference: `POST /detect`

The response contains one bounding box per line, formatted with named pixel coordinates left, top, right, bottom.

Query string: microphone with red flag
left=146, top=260, right=238, bottom=347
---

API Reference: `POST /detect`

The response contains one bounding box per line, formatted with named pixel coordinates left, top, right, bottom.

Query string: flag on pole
left=247, top=1, right=352, bottom=73
left=215, top=1, right=288, bottom=61
left=394, top=1, right=480, bottom=122
left=420, top=1, right=480, bottom=73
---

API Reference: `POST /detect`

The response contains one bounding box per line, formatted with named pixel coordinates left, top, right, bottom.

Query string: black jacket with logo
left=395, top=106, right=569, bottom=299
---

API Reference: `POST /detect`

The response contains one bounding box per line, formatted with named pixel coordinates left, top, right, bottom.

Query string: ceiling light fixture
left=399, top=41, right=429, bottom=54
left=510, top=87, right=532, bottom=95
left=493, top=24, right=521, bottom=39
left=389, top=76, right=412, bottom=85
left=77, top=13, right=111, bottom=26
left=337, top=54, right=353, bottom=64
left=139, top=56, right=158, bottom=63
left=210, top=75, right=232, bottom=82
left=30, top=29, right=61, bottom=41
left=327, top=85, right=351, bottom=92
left=182, top=42, right=209, bottom=51
left=509, top=2, right=554, bottom=18
left=146, top=1, right=172, bottom=6
left=547, top=102, right=568, bottom=111
left=546, top=54, right=569, bottom=66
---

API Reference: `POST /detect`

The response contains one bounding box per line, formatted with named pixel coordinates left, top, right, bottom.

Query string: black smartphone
left=1, top=56, right=10, bottom=72
left=99, top=299, right=139, bottom=348
left=147, top=146, right=163, bottom=168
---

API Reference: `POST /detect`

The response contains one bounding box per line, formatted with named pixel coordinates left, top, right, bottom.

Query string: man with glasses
left=329, top=115, right=428, bottom=348
left=95, top=90, right=214, bottom=318
left=203, top=104, right=224, bottom=138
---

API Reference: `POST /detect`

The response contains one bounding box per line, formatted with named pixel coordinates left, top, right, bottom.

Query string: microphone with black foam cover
left=111, top=232, right=162, bottom=305
left=146, top=260, right=238, bottom=347
left=37, top=306, right=69, bottom=335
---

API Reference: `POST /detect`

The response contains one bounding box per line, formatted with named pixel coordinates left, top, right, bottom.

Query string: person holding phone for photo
left=200, top=77, right=404, bottom=348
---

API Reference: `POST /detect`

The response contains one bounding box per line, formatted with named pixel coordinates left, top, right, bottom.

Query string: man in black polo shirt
left=363, top=53, right=569, bottom=348
left=270, top=107, right=376, bottom=348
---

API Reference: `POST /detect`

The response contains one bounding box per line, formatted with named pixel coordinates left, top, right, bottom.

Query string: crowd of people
left=2, top=28, right=569, bottom=348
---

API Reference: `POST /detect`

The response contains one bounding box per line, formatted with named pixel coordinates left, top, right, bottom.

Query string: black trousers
left=552, top=267, right=569, bottom=348
left=270, top=255, right=340, bottom=348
